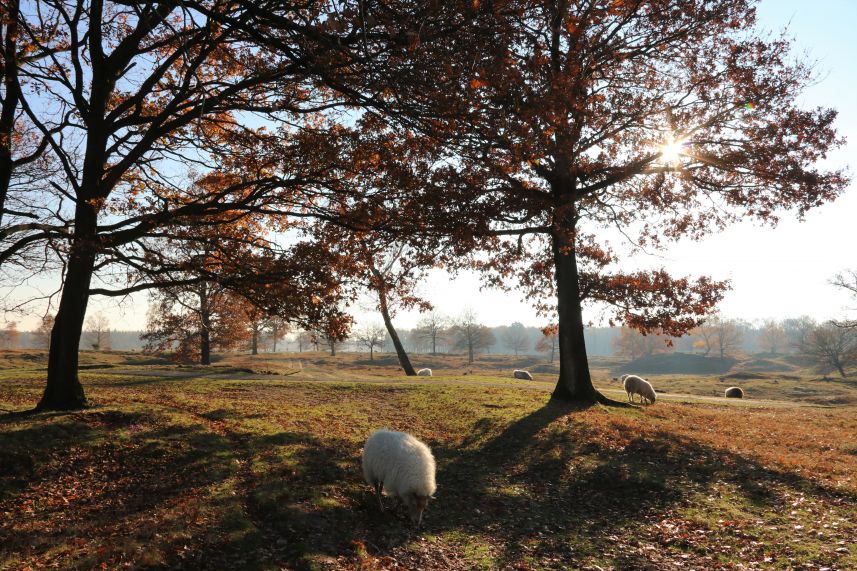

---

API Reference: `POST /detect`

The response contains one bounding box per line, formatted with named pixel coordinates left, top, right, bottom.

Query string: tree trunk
left=468, top=341, right=474, bottom=364
left=550, top=228, right=599, bottom=403
left=431, top=333, right=437, bottom=356
left=0, top=0, right=21, bottom=228
left=836, top=362, right=846, bottom=377
left=251, top=327, right=258, bottom=355
left=199, top=283, right=211, bottom=365
left=329, top=340, right=336, bottom=356
left=550, top=341, right=555, bottom=363
left=37, top=204, right=98, bottom=410
left=370, top=346, right=374, bottom=361
left=377, top=284, right=416, bottom=375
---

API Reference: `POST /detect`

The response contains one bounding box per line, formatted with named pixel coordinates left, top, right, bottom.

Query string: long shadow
left=5, top=400, right=855, bottom=570
left=0, top=408, right=246, bottom=569
left=401, top=404, right=857, bottom=569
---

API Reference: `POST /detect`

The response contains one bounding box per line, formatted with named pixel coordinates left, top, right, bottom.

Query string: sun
left=659, top=135, right=688, bottom=166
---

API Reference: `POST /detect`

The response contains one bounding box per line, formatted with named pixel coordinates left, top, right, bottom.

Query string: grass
left=1, top=350, right=856, bottom=569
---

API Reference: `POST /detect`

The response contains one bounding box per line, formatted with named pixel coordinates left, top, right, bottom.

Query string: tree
left=535, top=324, right=559, bottom=363
left=694, top=316, right=743, bottom=360
left=0, top=320, right=18, bottom=348
left=265, top=317, right=289, bottom=353
left=758, top=320, right=788, bottom=355
left=2, top=0, right=446, bottom=410
left=295, top=331, right=313, bottom=353
left=451, top=308, right=496, bottom=364
left=83, top=312, right=112, bottom=351
left=612, top=327, right=672, bottom=360
left=783, top=316, right=818, bottom=353
left=142, top=282, right=251, bottom=365
left=798, top=322, right=857, bottom=378
left=403, top=0, right=847, bottom=404
left=831, top=270, right=857, bottom=328
left=0, top=0, right=56, bottom=227
left=503, top=322, right=530, bottom=356
left=31, top=313, right=54, bottom=349
left=414, top=311, right=449, bottom=355
left=355, top=323, right=387, bottom=361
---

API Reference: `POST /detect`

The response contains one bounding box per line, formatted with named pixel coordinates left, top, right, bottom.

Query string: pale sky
left=6, top=0, right=857, bottom=332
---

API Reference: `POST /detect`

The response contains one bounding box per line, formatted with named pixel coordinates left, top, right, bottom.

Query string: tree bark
left=550, top=227, right=600, bottom=404
left=37, top=203, right=98, bottom=410
left=251, top=326, right=259, bottom=355
left=329, top=339, right=336, bottom=356
left=377, top=284, right=416, bottom=375
left=0, top=0, right=21, bottom=227
left=199, top=283, right=211, bottom=365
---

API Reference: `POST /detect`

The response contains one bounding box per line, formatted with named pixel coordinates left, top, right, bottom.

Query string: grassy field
left=1, top=350, right=856, bottom=570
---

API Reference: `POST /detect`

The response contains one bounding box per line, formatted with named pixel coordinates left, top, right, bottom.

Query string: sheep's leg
left=374, top=481, right=384, bottom=512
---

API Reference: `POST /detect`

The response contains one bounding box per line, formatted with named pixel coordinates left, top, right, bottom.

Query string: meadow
left=1, top=350, right=856, bottom=570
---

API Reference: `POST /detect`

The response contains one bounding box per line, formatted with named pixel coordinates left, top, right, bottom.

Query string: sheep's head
left=403, top=493, right=431, bottom=526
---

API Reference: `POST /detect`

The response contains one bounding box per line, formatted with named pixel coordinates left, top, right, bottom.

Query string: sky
left=6, top=0, right=857, bottom=332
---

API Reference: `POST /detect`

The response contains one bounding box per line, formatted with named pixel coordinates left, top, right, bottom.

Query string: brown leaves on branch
left=589, top=270, right=729, bottom=337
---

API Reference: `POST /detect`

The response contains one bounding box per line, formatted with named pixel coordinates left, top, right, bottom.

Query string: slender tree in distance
left=503, top=322, right=530, bottom=356
left=758, top=320, right=788, bottom=355
left=535, top=324, right=559, bottom=364
left=452, top=308, right=496, bottom=364
left=355, top=323, right=387, bottom=361
left=83, top=312, right=112, bottom=351
left=414, top=311, right=449, bottom=356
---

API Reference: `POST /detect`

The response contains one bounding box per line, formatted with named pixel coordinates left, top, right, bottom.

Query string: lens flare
left=659, top=135, right=688, bottom=165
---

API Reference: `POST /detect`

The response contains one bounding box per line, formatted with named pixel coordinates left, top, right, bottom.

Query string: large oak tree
left=1, top=0, right=469, bottom=410
left=401, top=0, right=848, bottom=403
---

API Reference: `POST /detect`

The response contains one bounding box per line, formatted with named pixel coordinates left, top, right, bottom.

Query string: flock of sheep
left=362, top=370, right=746, bottom=526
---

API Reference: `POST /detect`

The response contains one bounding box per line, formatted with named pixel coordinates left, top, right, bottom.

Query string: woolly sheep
left=416, top=368, right=432, bottom=376
left=513, top=369, right=534, bottom=380
left=724, top=386, right=744, bottom=399
left=623, top=374, right=657, bottom=405
left=362, top=428, right=437, bottom=525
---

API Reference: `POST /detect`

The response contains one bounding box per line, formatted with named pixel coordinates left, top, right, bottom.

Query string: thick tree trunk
left=378, top=285, right=416, bottom=376
left=37, top=203, right=98, bottom=410
left=251, top=327, right=259, bottom=355
left=550, top=229, right=600, bottom=404
left=370, top=346, right=374, bottom=361
left=329, top=340, right=336, bottom=356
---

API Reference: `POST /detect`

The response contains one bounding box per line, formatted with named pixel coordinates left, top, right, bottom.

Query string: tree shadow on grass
left=353, top=402, right=857, bottom=570
left=4, top=400, right=855, bottom=570
left=0, top=408, right=255, bottom=569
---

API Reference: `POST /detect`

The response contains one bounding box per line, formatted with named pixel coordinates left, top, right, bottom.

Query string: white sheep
left=724, top=386, right=744, bottom=398
left=623, top=374, right=657, bottom=405
left=362, top=428, right=436, bottom=525
left=416, top=368, right=432, bottom=376
left=513, top=369, right=534, bottom=380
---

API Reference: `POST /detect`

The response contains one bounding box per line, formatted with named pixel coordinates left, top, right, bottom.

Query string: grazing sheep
left=416, top=368, right=432, bottom=377
left=362, top=428, right=436, bottom=525
left=623, top=374, right=657, bottom=405
left=513, top=369, right=534, bottom=380
left=724, top=386, right=744, bottom=399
